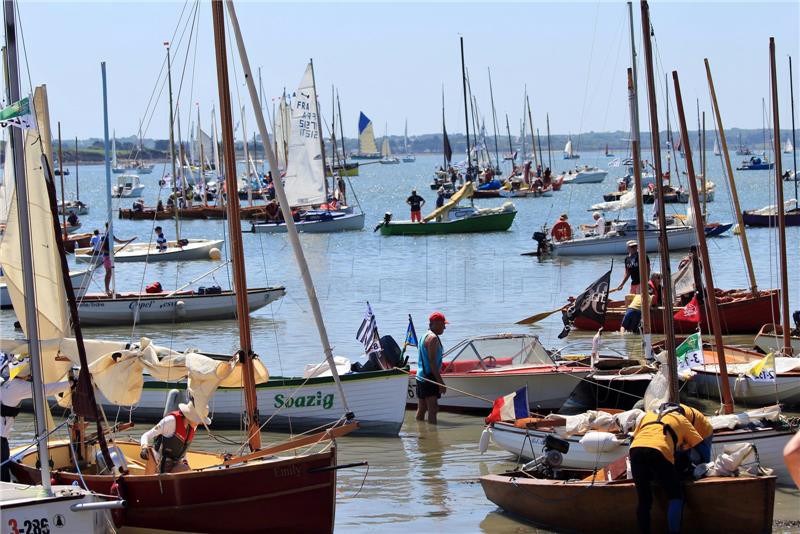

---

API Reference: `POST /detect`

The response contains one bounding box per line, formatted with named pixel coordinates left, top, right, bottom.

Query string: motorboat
left=111, top=174, right=145, bottom=198
left=560, top=165, right=608, bottom=184
left=535, top=220, right=696, bottom=256
left=737, top=156, right=774, bottom=171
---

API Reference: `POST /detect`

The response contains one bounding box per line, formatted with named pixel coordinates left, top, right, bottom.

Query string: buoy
left=209, top=247, right=221, bottom=260
left=478, top=427, right=491, bottom=454
left=176, top=300, right=186, bottom=317
left=732, top=223, right=741, bottom=235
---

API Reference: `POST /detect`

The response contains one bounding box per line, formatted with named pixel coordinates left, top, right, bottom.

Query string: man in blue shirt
left=154, top=226, right=168, bottom=252
left=415, top=312, right=448, bottom=424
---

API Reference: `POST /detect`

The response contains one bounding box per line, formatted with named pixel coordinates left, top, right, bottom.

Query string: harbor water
left=2, top=151, right=799, bottom=531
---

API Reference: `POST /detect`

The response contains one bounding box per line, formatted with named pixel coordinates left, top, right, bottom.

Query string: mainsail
left=192, top=124, right=214, bottom=166
left=381, top=136, right=392, bottom=157
left=0, top=87, right=72, bottom=383
left=358, top=111, right=378, bottom=155
left=785, top=137, right=794, bottom=154
left=283, top=63, right=326, bottom=207
left=274, top=94, right=290, bottom=170
left=564, top=139, right=573, bottom=157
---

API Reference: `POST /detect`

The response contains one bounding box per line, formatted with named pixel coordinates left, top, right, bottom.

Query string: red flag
left=674, top=294, right=701, bottom=324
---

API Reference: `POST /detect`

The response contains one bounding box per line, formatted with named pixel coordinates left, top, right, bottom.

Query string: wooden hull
left=11, top=442, right=337, bottom=533
left=325, top=162, right=359, bottom=176
left=63, top=232, right=93, bottom=253
left=481, top=472, right=775, bottom=534
left=119, top=207, right=175, bottom=220
left=77, top=287, right=285, bottom=326
left=573, top=290, right=780, bottom=335
left=379, top=210, right=516, bottom=235
left=742, top=208, right=800, bottom=227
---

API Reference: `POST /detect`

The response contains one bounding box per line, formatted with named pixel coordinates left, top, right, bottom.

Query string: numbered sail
left=283, top=63, right=326, bottom=207
left=358, top=112, right=378, bottom=155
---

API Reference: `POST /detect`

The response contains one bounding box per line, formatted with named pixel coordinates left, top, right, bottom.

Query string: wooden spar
left=790, top=56, right=798, bottom=200
left=641, top=0, right=679, bottom=401
left=165, top=43, right=181, bottom=242
left=627, top=68, right=651, bottom=356
left=704, top=59, right=757, bottom=295
left=101, top=63, right=115, bottom=296
left=672, top=71, right=734, bottom=414
left=57, top=121, right=66, bottom=240
left=526, top=94, right=539, bottom=171
left=546, top=113, right=552, bottom=170
left=211, top=0, right=260, bottom=451
left=505, top=114, right=514, bottom=163
left=769, top=37, right=793, bottom=356
left=337, top=90, right=348, bottom=170
left=460, top=37, right=472, bottom=172
left=224, top=0, right=354, bottom=417
left=702, top=111, right=707, bottom=218
left=488, top=67, right=501, bottom=169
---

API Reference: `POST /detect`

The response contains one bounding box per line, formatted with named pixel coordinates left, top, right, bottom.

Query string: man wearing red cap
left=416, top=312, right=448, bottom=424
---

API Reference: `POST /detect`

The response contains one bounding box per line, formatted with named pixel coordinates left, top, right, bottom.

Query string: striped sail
left=283, top=63, right=326, bottom=208
left=358, top=112, right=378, bottom=155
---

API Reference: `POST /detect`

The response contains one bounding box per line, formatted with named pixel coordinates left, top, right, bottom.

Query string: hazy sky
left=9, top=1, right=800, bottom=140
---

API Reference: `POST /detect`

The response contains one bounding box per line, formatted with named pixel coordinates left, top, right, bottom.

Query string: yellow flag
left=749, top=352, right=776, bottom=382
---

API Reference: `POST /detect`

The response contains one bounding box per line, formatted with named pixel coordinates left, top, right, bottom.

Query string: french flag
left=485, top=386, right=529, bottom=423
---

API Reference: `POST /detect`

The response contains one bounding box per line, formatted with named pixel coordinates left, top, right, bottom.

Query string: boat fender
left=551, top=221, right=572, bottom=241
left=579, top=431, right=622, bottom=454
left=176, top=300, right=185, bottom=317
left=479, top=427, right=491, bottom=454
left=209, top=247, right=221, bottom=260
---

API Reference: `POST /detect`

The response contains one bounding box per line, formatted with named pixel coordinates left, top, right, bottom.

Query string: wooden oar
left=517, top=288, right=621, bottom=325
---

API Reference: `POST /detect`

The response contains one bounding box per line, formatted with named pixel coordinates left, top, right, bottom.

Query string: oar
left=517, top=288, right=622, bottom=325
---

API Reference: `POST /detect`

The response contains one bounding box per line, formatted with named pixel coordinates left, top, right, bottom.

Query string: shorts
left=103, top=255, right=112, bottom=270
left=416, top=378, right=441, bottom=399
left=621, top=308, right=642, bottom=332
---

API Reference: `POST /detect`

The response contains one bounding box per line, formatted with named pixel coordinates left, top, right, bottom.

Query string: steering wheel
left=480, top=355, right=498, bottom=370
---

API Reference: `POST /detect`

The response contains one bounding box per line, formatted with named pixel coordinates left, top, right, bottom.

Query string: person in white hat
left=139, top=400, right=210, bottom=473
left=616, top=240, right=651, bottom=294
left=1, top=356, right=70, bottom=482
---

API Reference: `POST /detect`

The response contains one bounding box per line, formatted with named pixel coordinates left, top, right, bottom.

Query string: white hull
left=251, top=212, right=365, bottom=234
left=488, top=421, right=795, bottom=485
left=406, top=367, right=590, bottom=412
left=0, top=482, right=111, bottom=533
left=57, top=201, right=88, bottom=216
left=754, top=325, right=800, bottom=354
left=74, top=239, right=223, bottom=263
left=552, top=227, right=696, bottom=256
left=77, top=287, right=285, bottom=326
left=562, top=169, right=608, bottom=184
left=379, top=157, right=400, bottom=164
left=112, top=184, right=146, bottom=198
left=100, top=369, right=409, bottom=436
left=690, top=370, right=800, bottom=406
left=1, top=270, right=91, bottom=309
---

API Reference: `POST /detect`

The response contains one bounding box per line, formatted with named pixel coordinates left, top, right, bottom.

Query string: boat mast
left=704, top=60, right=758, bottom=295
left=57, top=122, right=66, bottom=239
left=337, top=90, right=348, bottom=172
left=3, top=0, right=52, bottom=493
left=441, top=87, right=448, bottom=169
left=546, top=113, right=552, bottom=170
left=641, top=0, right=679, bottom=400
left=521, top=90, right=527, bottom=163
left=769, top=38, right=793, bottom=356
left=627, top=0, right=651, bottom=358
left=505, top=114, right=514, bottom=164
left=165, top=42, right=181, bottom=242
left=101, top=62, right=116, bottom=296
left=74, top=136, right=79, bottom=201
left=460, top=37, right=472, bottom=175
left=702, top=111, right=707, bottom=218
left=672, top=70, right=734, bottom=413
left=224, top=0, right=353, bottom=419
left=526, top=94, right=539, bottom=171
left=309, top=59, right=330, bottom=203
left=197, top=104, right=207, bottom=207
left=210, top=0, right=260, bottom=451
left=789, top=56, right=798, bottom=201
left=488, top=67, right=501, bottom=170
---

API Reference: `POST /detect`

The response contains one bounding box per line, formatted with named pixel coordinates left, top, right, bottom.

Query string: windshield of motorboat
left=444, top=335, right=554, bottom=370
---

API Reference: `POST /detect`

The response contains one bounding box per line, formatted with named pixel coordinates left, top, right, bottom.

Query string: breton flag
left=0, top=97, right=35, bottom=129
left=748, top=352, right=776, bottom=383
left=356, top=301, right=381, bottom=355
left=485, top=386, right=529, bottom=424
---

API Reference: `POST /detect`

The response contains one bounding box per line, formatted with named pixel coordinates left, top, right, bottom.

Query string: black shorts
left=416, top=378, right=441, bottom=399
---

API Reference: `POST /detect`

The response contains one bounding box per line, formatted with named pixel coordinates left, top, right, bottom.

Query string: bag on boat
left=694, top=443, right=763, bottom=478
left=146, top=281, right=163, bottom=294
left=643, top=351, right=669, bottom=412
left=579, top=431, right=624, bottom=454
left=613, top=409, right=644, bottom=434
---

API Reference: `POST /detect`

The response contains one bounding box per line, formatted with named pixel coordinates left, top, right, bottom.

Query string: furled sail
left=111, top=132, right=117, bottom=167
left=358, top=111, right=378, bottom=155
left=283, top=63, right=326, bottom=207
left=274, top=94, right=289, bottom=170
left=0, top=86, right=71, bottom=383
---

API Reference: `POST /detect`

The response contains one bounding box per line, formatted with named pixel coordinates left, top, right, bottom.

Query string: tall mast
left=460, top=37, right=472, bottom=174
left=3, top=0, right=52, bottom=493
left=337, top=90, right=347, bottom=170
left=487, top=67, right=501, bottom=170
left=309, top=59, right=329, bottom=202
left=505, top=114, right=514, bottom=163
left=672, top=70, right=734, bottom=413
left=224, top=0, right=353, bottom=420
left=790, top=56, right=798, bottom=201
left=702, top=111, right=707, bottom=217
left=165, top=42, right=181, bottom=241
left=101, top=62, right=115, bottom=296
left=74, top=136, right=79, bottom=201
left=441, top=87, right=447, bottom=169
left=211, top=0, right=260, bottom=451
left=641, top=0, right=679, bottom=401
left=57, top=122, right=66, bottom=240
left=526, top=94, right=539, bottom=171
left=769, top=38, right=792, bottom=356
left=546, top=113, right=552, bottom=170
left=704, top=59, right=758, bottom=295
left=521, top=90, right=527, bottom=162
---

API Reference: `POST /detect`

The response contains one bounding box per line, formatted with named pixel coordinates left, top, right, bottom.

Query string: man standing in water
left=406, top=190, right=425, bottom=223
left=416, top=312, right=448, bottom=424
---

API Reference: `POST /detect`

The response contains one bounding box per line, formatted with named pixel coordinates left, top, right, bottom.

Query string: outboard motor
left=532, top=227, right=551, bottom=257
left=374, top=212, right=392, bottom=232
left=522, top=434, right=570, bottom=478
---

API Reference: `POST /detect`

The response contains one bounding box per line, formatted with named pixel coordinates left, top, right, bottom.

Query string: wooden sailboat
left=351, top=111, right=381, bottom=159
left=379, top=123, right=400, bottom=164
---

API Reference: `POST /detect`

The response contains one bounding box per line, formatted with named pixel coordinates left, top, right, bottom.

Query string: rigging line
left=173, top=0, right=201, bottom=142
left=576, top=2, right=601, bottom=153
left=599, top=17, right=627, bottom=133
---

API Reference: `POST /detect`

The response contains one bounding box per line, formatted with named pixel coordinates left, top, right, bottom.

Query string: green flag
left=676, top=332, right=703, bottom=372
left=0, top=97, right=34, bottom=129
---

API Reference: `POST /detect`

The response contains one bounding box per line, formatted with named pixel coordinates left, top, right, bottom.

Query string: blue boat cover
left=477, top=179, right=502, bottom=191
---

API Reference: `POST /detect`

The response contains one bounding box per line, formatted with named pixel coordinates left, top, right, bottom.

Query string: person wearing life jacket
left=630, top=402, right=705, bottom=534
left=139, top=401, right=209, bottom=473
left=551, top=213, right=572, bottom=242
left=1, top=356, right=70, bottom=482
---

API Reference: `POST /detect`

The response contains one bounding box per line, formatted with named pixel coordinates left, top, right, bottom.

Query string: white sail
left=381, top=136, right=392, bottom=157
left=0, top=129, right=14, bottom=223
left=275, top=94, right=289, bottom=170
left=713, top=139, right=720, bottom=156
left=283, top=63, right=326, bottom=207
left=111, top=131, right=117, bottom=167
left=564, top=139, right=573, bottom=157
left=404, top=120, right=408, bottom=153
left=785, top=137, right=794, bottom=154
left=0, top=86, right=72, bottom=383
left=358, top=112, right=378, bottom=155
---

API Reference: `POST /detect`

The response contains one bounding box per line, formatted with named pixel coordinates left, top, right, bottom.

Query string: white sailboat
left=713, top=138, right=721, bottom=156
left=402, top=119, right=415, bottom=162
left=563, top=136, right=579, bottom=159
left=379, top=123, right=400, bottom=164
left=784, top=136, right=794, bottom=154
left=110, top=131, right=124, bottom=173
left=252, top=63, right=365, bottom=233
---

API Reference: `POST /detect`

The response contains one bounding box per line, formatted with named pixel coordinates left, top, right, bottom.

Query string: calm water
left=3, top=151, right=799, bottom=531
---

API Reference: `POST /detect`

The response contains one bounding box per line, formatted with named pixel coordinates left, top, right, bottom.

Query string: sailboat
left=604, top=143, right=614, bottom=157
left=784, top=136, right=794, bottom=153
left=735, top=132, right=753, bottom=155
left=713, top=138, right=720, bottom=156
left=350, top=111, right=381, bottom=159
left=563, top=135, right=579, bottom=159
left=379, top=123, right=400, bottom=164
left=402, top=119, right=415, bottom=162
left=9, top=6, right=362, bottom=530
left=251, top=62, right=365, bottom=233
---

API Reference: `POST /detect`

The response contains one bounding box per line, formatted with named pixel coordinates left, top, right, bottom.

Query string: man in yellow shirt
left=630, top=403, right=704, bottom=534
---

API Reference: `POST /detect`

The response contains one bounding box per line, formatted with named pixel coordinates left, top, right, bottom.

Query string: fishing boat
left=74, top=238, right=223, bottom=263
left=737, top=155, right=774, bottom=170
left=742, top=199, right=800, bottom=227
left=560, top=164, right=608, bottom=184
left=562, top=136, right=579, bottom=159
left=379, top=125, right=400, bottom=164
left=251, top=62, right=365, bottom=234
left=405, top=334, right=591, bottom=414
left=754, top=323, right=800, bottom=354
left=110, top=173, right=145, bottom=198
left=377, top=182, right=517, bottom=236
left=350, top=111, right=381, bottom=159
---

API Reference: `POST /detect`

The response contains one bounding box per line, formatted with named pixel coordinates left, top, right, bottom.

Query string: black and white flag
left=356, top=302, right=382, bottom=355
left=559, top=267, right=612, bottom=339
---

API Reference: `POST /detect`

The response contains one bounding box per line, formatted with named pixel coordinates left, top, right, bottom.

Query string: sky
left=8, top=1, right=800, bottom=141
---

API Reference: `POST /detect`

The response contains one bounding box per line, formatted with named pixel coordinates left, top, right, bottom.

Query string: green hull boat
left=378, top=209, right=516, bottom=235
